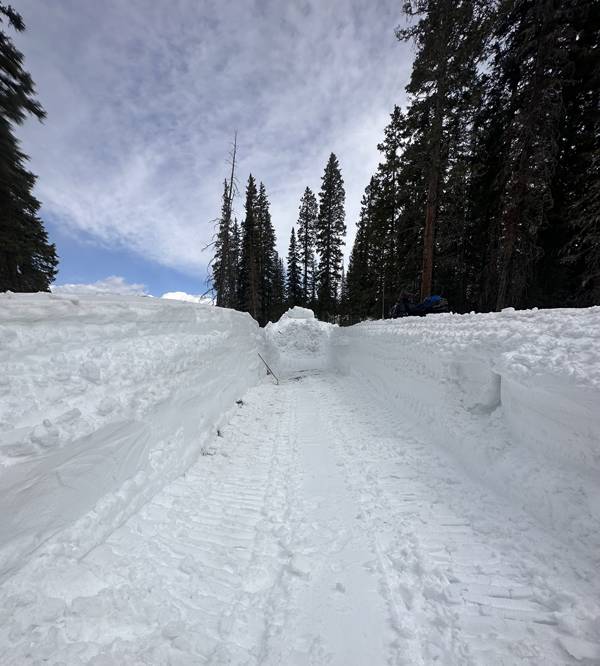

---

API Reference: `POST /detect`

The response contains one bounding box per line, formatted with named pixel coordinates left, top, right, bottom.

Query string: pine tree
left=553, top=0, right=600, bottom=306
left=481, top=0, right=576, bottom=310
left=396, top=0, right=491, bottom=301
left=238, top=175, right=260, bottom=320
left=209, top=135, right=238, bottom=308
left=271, top=255, right=287, bottom=321
left=286, top=227, right=302, bottom=307
left=315, top=153, right=346, bottom=321
left=296, top=187, right=317, bottom=307
left=255, top=182, right=279, bottom=325
left=0, top=5, right=58, bottom=292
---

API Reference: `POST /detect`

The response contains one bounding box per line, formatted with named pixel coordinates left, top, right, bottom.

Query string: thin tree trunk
left=4, top=251, right=21, bottom=292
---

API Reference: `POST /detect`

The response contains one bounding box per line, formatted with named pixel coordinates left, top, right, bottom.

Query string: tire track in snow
left=262, top=377, right=398, bottom=666
left=0, top=380, right=301, bottom=666
left=1, top=372, right=599, bottom=665
left=315, top=372, right=600, bottom=666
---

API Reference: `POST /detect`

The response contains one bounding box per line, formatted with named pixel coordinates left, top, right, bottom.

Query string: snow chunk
left=557, top=636, right=600, bottom=661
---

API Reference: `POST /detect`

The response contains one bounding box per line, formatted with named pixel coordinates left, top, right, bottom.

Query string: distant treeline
left=209, top=139, right=347, bottom=325
left=212, top=0, right=599, bottom=325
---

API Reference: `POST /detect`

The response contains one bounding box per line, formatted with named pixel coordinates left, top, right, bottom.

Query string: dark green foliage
left=286, top=227, right=302, bottom=307
left=209, top=135, right=239, bottom=308
left=555, top=0, right=600, bottom=306
left=396, top=0, right=491, bottom=301
left=236, top=177, right=286, bottom=325
left=238, top=175, right=260, bottom=320
left=481, top=0, right=577, bottom=310
left=271, top=256, right=287, bottom=322
left=296, top=187, right=317, bottom=308
left=315, top=153, right=346, bottom=321
left=0, top=5, right=58, bottom=292
left=255, top=182, right=285, bottom=325
left=210, top=180, right=239, bottom=308
left=345, top=0, right=598, bottom=321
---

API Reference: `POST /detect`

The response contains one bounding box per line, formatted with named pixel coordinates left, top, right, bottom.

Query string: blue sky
left=13, top=0, right=412, bottom=296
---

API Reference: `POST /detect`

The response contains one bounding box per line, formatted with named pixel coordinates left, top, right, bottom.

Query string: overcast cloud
left=13, top=0, right=412, bottom=283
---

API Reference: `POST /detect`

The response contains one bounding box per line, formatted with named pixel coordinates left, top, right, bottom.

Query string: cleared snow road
left=1, top=372, right=599, bottom=665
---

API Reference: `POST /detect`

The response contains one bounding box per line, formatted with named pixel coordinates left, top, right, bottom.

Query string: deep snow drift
left=330, top=307, right=600, bottom=560
left=1, top=297, right=599, bottom=664
left=0, top=293, right=263, bottom=582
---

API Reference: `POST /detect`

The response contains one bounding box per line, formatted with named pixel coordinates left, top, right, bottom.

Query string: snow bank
left=331, top=307, right=600, bottom=557
left=264, top=307, right=333, bottom=373
left=0, top=293, right=262, bottom=581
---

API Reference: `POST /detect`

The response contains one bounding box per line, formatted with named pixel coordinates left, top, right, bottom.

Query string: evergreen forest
left=212, top=0, right=600, bottom=325
left=346, top=0, right=600, bottom=321
left=214, top=0, right=599, bottom=324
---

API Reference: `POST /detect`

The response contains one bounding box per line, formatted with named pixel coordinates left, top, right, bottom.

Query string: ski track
left=1, top=372, right=599, bottom=665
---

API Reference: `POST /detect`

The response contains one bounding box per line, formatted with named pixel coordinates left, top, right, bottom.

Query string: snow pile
left=331, top=307, right=600, bottom=557
left=264, top=307, right=333, bottom=373
left=0, top=292, right=262, bottom=581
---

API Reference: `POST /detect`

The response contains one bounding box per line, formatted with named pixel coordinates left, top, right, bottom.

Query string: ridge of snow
left=0, top=292, right=263, bottom=581
left=331, top=307, right=600, bottom=558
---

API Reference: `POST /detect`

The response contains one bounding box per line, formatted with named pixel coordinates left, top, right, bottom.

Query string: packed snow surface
left=1, top=299, right=599, bottom=665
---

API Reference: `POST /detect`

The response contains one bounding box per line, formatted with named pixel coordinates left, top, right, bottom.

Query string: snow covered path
left=1, top=371, right=599, bottom=665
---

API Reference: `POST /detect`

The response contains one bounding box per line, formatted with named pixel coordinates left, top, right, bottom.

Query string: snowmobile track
left=0, top=373, right=599, bottom=665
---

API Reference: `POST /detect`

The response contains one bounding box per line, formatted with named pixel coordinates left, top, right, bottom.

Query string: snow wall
left=0, top=293, right=263, bottom=582
left=330, top=307, right=600, bottom=558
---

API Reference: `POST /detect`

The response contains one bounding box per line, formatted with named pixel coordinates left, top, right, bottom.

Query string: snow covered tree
left=0, top=5, right=58, bottom=292
left=296, top=187, right=317, bottom=308
left=286, top=227, right=302, bottom=307
left=315, top=154, right=346, bottom=321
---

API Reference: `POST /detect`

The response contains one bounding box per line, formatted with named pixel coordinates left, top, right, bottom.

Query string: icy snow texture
left=330, top=307, right=600, bottom=559
left=0, top=292, right=263, bottom=581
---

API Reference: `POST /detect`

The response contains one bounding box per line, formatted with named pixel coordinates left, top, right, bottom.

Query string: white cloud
left=162, top=292, right=214, bottom=305
left=14, top=0, right=412, bottom=274
left=51, top=276, right=147, bottom=296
